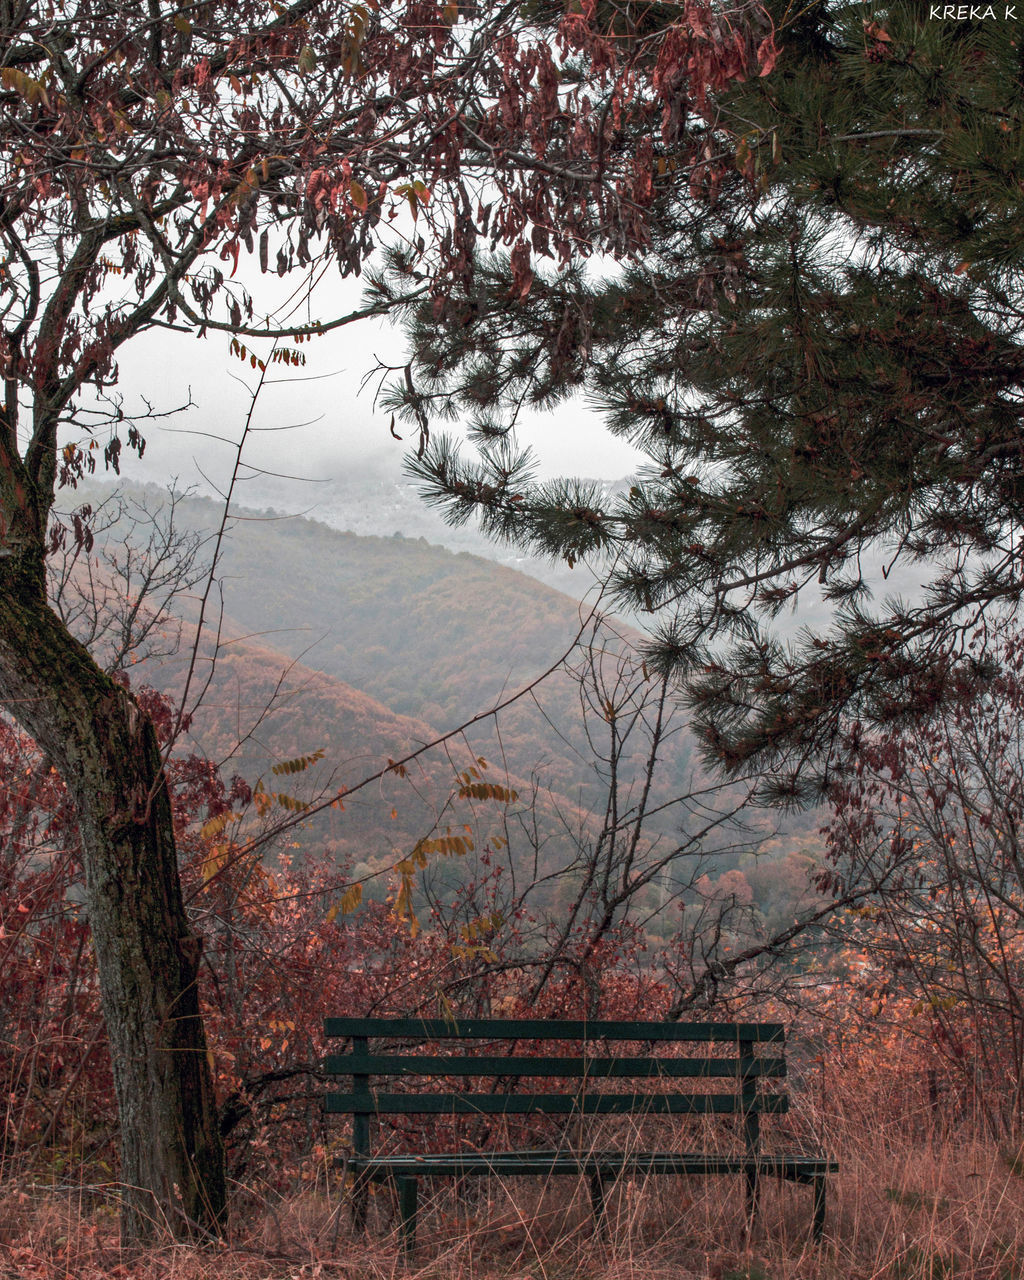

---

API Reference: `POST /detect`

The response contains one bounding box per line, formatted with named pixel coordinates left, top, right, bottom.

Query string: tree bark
left=0, top=556, right=226, bottom=1239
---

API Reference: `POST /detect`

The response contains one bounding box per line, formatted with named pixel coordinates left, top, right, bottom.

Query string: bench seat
left=349, top=1150, right=837, bottom=1179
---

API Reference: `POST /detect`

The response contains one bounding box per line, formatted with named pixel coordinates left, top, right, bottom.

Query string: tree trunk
left=0, top=569, right=226, bottom=1240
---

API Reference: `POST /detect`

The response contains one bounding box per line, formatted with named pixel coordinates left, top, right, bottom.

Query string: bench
left=323, top=1016, right=836, bottom=1256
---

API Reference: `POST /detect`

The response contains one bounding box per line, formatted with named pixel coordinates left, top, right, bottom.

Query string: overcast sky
left=90, top=260, right=929, bottom=632
left=109, top=270, right=643, bottom=515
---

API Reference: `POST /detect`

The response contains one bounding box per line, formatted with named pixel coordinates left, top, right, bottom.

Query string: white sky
left=111, top=270, right=644, bottom=508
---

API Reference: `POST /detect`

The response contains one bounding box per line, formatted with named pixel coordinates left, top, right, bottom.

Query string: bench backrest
left=324, top=1017, right=788, bottom=1161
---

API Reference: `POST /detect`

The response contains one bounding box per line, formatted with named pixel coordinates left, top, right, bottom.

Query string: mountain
left=54, top=478, right=822, bottom=925
left=137, top=459, right=612, bottom=601
left=157, top=627, right=587, bottom=901
left=71, top=480, right=702, bottom=823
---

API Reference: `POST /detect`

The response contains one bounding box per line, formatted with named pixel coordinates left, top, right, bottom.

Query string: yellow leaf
left=272, top=750, right=325, bottom=776
left=200, top=811, right=236, bottom=841
left=457, top=781, right=519, bottom=804
left=0, top=68, right=50, bottom=109
left=200, top=844, right=229, bottom=884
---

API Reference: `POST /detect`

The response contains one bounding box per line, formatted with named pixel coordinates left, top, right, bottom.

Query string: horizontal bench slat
left=326, top=1054, right=787, bottom=1079
left=348, top=1151, right=838, bottom=1178
left=325, top=1091, right=789, bottom=1116
left=325, top=1018, right=785, bottom=1042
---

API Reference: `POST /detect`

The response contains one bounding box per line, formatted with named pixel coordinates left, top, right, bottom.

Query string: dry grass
left=2, top=1110, right=1023, bottom=1280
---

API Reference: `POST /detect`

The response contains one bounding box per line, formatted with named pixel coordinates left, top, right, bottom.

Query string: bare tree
left=822, top=620, right=1024, bottom=1126
left=49, top=487, right=209, bottom=675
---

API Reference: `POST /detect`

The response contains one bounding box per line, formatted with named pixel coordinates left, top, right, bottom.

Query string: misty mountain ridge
left=66, top=480, right=720, bottom=851
left=56, top=477, right=824, bottom=929
left=128, top=456, right=616, bottom=601
left=71, top=455, right=929, bottom=659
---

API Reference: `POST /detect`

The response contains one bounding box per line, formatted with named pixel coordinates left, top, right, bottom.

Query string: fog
left=84, top=264, right=927, bottom=635
left=107, top=273, right=644, bottom=518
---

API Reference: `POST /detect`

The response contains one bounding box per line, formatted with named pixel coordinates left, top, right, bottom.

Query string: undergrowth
left=2, top=1103, right=1022, bottom=1280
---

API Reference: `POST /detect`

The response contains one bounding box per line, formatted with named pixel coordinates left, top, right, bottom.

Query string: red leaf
left=509, top=240, right=533, bottom=300
left=757, top=34, right=779, bottom=77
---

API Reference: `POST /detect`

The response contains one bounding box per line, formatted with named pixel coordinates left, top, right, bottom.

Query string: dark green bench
left=324, top=1016, right=836, bottom=1255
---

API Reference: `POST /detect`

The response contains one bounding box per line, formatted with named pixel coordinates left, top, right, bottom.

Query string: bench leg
left=397, top=1175, right=418, bottom=1259
left=744, top=1166, right=761, bottom=1229
left=589, top=1171, right=608, bottom=1238
left=350, top=1172, right=370, bottom=1234
left=812, top=1174, right=826, bottom=1243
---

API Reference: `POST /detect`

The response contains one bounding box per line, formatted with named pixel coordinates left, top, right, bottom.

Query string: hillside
left=195, top=461, right=605, bottom=600
left=167, top=487, right=610, bottom=727
left=71, top=480, right=708, bottom=832
left=155, top=627, right=591, bottom=903
left=58, top=481, right=820, bottom=926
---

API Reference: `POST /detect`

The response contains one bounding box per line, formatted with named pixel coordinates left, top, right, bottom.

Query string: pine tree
left=388, top=2, right=1024, bottom=801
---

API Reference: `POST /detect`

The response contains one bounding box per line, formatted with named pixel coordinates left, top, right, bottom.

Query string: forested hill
left=73, top=480, right=603, bottom=721
left=61, top=478, right=819, bottom=922
left=69, top=481, right=709, bottom=843
left=176, top=487, right=603, bottom=729
left=153, top=625, right=585, bottom=891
